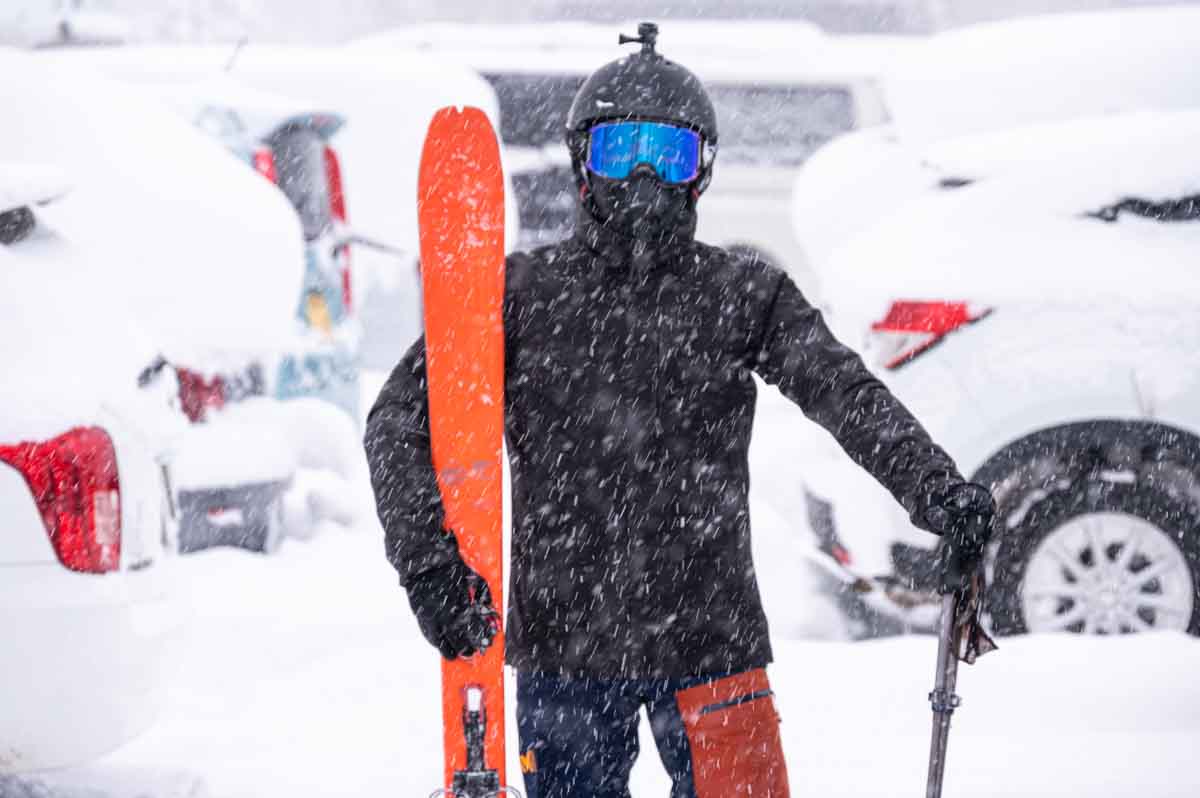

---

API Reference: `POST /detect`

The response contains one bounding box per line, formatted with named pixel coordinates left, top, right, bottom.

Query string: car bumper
left=177, top=479, right=288, bottom=554
left=0, top=560, right=183, bottom=772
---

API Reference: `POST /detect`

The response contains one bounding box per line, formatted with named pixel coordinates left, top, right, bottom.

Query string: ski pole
left=924, top=592, right=962, bottom=798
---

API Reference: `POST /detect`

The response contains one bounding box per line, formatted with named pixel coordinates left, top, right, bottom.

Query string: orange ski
left=418, top=106, right=508, bottom=796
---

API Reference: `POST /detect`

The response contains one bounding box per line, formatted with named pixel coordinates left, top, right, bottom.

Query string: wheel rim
left=1021, top=511, right=1194, bottom=634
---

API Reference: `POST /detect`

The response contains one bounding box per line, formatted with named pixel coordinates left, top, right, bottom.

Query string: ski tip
left=431, top=104, right=492, bottom=130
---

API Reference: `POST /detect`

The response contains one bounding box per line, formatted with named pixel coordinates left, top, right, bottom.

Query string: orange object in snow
left=418, top=105, right=508, bottom=793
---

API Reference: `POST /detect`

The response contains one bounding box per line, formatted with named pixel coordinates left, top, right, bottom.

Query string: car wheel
left=989, top=480, right=1200, bottom=636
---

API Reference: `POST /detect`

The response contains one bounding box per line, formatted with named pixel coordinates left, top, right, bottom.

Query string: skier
left=365, top=22, right=995, bottom=798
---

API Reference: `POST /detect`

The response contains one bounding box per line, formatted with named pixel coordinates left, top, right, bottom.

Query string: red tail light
left=0, top=427, right=121, bottom=573
left=867, top=301, right=991, bottom=369
left=176, top=367, right=226, bottom=423
left=324, top=145, right=352, bottom=314
left=253, top=147, right=278, bottom=184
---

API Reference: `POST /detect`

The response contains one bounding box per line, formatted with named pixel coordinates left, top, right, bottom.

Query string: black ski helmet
left=566, top=22, right=718, bottom=195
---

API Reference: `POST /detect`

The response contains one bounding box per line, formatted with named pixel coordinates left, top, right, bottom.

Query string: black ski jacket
left=365, top=213, right=964, bottom=679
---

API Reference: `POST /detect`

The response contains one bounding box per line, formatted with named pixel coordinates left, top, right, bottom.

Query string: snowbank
left=886, top=7, right=1200, bottom=147
left=34, top=524, right=1200, bottom=798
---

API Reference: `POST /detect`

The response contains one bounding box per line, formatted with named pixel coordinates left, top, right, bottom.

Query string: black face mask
left=586, top=169, right=696, bottom=251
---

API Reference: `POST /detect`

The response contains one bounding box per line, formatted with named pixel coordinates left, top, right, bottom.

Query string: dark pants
left=516, top=668, right=789, bottom=798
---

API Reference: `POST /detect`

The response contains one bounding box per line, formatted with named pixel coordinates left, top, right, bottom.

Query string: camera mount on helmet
left=618, top=22, right=659, bottom=55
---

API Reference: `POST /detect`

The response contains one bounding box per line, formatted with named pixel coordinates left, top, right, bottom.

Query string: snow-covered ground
left=7, top=375, right=1197, bottom=798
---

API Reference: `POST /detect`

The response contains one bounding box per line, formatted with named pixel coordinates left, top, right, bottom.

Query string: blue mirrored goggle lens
left=586, top=122, right=702, bottom=184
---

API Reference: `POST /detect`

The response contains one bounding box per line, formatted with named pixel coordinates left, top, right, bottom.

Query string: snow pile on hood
left=818, top=110, right=1200, bottom=319
left=886, top=7, right=1200, bottom=147
left=1, top=49, right=304, bottom=362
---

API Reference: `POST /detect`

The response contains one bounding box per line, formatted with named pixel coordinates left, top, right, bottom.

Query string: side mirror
left=330, top=229, right=411, bottom=261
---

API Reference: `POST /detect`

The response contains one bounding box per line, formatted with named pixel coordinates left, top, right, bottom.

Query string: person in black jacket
left=365, top=22, right=995, bottom=798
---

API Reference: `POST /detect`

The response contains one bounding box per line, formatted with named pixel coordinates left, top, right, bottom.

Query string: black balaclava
left=582, top=163, right=698, bottom=259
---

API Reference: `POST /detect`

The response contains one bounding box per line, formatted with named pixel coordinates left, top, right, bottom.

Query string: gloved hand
left=406, top=558, right=499, bottom=660
left=925, top=482, right=996, bottom=595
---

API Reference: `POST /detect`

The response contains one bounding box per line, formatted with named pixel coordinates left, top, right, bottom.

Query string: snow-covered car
left=355, top=21, right=911, bottom=295
left=167, top=80, right=362, bottom=423
left=46, top=42, right=515, bottom=369
left=4, top=48, right=360, bottom=557
left=0, top=158, right=183, bottom=770
left=793, top=109, right=1200, bottom=639
left=788, top=8, right=1200, bottom=640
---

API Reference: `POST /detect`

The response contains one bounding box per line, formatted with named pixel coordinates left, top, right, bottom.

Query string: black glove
left=406, top=558, right=499, bottom=660
left=925, top=482, right=996, bottom=595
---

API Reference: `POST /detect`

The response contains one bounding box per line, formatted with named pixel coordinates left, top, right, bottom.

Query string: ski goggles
left=586, top=121, right=703, bottom=184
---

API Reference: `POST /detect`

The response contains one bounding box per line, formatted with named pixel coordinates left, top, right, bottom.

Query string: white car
left=0, top=160, right=184, bottom=770
left=355, top=20, right=913, bottom=296
left=788, top=8, right=1200, bottom=640
left=792, top=108, right=1200, bottom=639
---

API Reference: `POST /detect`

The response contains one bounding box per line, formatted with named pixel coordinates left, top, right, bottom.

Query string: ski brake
left=428, top=685, right=522, bottom=798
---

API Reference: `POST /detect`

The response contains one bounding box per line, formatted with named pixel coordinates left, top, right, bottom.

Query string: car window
left=270, top=127, right=332, bottom=241
left=512, top=165, right=577, bottom=244
left=707, top=83, right=855, bottom=167
left=485, top=71, right=854, bottom=170
left=484, top=72, right=586, bottom=149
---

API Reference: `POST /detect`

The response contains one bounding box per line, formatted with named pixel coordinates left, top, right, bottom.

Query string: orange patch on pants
left=675, top=669, right=790, bottom=798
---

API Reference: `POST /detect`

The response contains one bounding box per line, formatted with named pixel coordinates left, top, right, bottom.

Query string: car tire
left=989, top=479, right=1200, bottom=636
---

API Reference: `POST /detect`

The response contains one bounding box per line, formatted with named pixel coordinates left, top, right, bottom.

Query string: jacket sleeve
left=750, top=269, right=964, bottom=533
left=363, top=336, right=460, bottom=586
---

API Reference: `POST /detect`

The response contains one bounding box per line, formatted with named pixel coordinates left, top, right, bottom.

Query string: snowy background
left=3, top=0, right=1200, bottom=796
left=4, top=0, right=1200, bottom=43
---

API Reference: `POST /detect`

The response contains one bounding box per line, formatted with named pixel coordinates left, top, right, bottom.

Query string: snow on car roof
left=885, top=7, right=1200, bottom=147
left=817, top=110, right=1200, bottom=314
left=1, top=49, right=304, bottom=362
left=354, top=21, right=918, bottom=84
